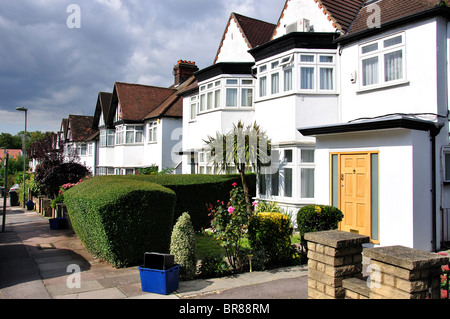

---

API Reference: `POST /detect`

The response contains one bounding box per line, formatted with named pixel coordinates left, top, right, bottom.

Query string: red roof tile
left=0, top=149, right=22, bottom=161
left=68, top=115, right=97, bottom=143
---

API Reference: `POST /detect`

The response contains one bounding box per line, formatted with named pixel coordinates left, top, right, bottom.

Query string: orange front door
left=339, top=153, right=371, bottom=236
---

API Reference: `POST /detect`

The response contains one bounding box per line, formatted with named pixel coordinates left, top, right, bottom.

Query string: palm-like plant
left=204, top=121, right=271, bottom=212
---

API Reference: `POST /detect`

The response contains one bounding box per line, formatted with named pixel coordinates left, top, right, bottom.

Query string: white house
left=297, top=0, right=450, bottom=251
left=61, top=115, right=97, bottom=175
left=93, top=60, right=198, bottom=175
left=181, top=0, right=450, bottom=252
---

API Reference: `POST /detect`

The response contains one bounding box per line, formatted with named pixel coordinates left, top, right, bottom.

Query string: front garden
left=60, top=174, right=344, bottom=280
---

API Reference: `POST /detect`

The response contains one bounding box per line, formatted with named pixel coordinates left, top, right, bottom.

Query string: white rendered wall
left=339, top=19, right=441, bottom=123
left=215, top=16, right=255, bottom=63
left=314, top=128, right=434, bottom=251
left=273, top=0, right=337, bottom=39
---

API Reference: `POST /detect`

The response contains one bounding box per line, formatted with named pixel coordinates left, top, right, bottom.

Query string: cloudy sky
left=0, top=0, right=286, bottom=135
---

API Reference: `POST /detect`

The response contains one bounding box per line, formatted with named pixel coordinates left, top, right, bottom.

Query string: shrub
left=248, top=212, right=293, bottom=269
left=34, top=159, right=91, bottom=198
left=297, top=205, right=344, bottom=255
left=208, top=183, right=250, bottom=272
left=64, top=176, right=176, bottom=268
left=170, top=212, right=197, bottom=281
left=198, top=255, right=231, bottom=279
left=124, top=174, right=256, bottom=231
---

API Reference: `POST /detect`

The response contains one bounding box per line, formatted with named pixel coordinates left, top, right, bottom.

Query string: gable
left=215, top=13, right=276, bottom=63
left=273, top=0, right=338, bottom=39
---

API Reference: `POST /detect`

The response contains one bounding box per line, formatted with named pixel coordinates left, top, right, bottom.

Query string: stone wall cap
left=304, top=230, right=370, bottom=248
left=364, top=246, right=450, bottom=270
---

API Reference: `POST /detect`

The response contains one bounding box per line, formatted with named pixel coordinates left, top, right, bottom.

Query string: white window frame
left=359, top=32, right=406, bottom=90
left=299, top=53, right=336, bottom=93
left=196, top=76, right=254, bottom=114
left=190, top=96, right=198, bottom=121
left=148, top=121, right=158, bottom=143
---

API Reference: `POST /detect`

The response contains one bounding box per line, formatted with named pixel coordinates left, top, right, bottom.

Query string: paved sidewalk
left=0, top=203, right=308, bottom=300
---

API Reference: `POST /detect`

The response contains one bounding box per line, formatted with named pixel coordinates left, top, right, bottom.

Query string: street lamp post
left=16, top=107, right=28, bottom=208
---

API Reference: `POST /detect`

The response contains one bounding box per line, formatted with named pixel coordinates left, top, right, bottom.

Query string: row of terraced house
left=57, top=0, right=450, bottom=252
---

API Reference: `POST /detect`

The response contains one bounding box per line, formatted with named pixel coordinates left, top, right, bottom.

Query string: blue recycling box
left=138, top=264, right=180, bottom=295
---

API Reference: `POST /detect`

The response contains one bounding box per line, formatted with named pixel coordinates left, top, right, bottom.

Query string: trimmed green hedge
left=64, top=176, right=176, bottom=268
left=124, top=174, right=256, bottom=231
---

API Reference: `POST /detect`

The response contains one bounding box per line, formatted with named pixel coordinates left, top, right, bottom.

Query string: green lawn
left=195, top=232, right=300, bottom=259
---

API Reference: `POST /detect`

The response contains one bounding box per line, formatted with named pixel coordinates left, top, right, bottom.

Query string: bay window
left=299, top=53, right=335, bottom=92
left=360, top=33, right=405, bottom=88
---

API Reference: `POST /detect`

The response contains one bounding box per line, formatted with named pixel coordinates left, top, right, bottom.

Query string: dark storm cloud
left=0, top=0, right=285, bottom=134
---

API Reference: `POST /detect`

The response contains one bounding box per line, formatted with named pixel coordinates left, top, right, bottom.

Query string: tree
left=0, top=133, right=21, bottom=149
left=170, top=212, right=197, bottom=281
left=34, top=159, right=91, bottom=198
left=204, top=121, right=271, bottom=212
left=28, top=132, right=63, bottom=162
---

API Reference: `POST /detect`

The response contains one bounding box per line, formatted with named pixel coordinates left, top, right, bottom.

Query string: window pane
left=320, top=68, right=334, bottom=90
left=200, top=94, right=206, bottom=111
left=259, top=65, right=267, bottom=72
left=362, top=42, right=378, bottom=54
left=207, top=92, right=213, bottom=110
left=284, top=68, right=293, bottom=91
left=190, top=103, right=197, bottom=120
left=301, top=168, right=314, bottom=198
left=301, top=150, right=315, bottom=163
left=214, top=90, right=221, bottom=108
left=301, top=55, right=314, bottom=62
left=241, top=88, right=253, bottom=107
left=100, top=130, right=106, bottom=147
left=226, top=88, right=237, bottom=106
left=284, top=150, right=293, bottom=162
left=301, top=67, right=314, bottom=89
left=271, top=172, right=279, bottom=196
left=271, top=61, right=279, bottom=69
left=260, top=76, right=267, bottom=97
left=242, top=79, right=253, bottom=85
left=259, top=173, right=267, bottom=196
left=384, top=35, right=402, bottom=48
left=320, top=56, right=334, bottom=63
left=362, top=56, right=379, bottom=86
left=126, top=131, right=134, bottom=143
left=446, top=154, right=450, bottom=181
left=384, top=50, right=403, bottom=82
left=226, top=79, right=238, bottom=85
left=135, top=127, right=143, bottom=143
left=107, top=130, right=115, bottom=146
left=284, top=168, right=293, bottom=198
left=271, top=73, right=279, bottom=94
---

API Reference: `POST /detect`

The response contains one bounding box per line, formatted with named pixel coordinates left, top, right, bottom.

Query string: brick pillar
left=305, top=230, right=370, bottom=299
left=364, top=246, right=449, bottom=299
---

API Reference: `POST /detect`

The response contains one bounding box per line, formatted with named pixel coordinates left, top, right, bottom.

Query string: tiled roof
left=68, top=115, right=97, bottom=143
left=92, top=91, right=112, bottom=129
left=344, top=0, right=444, bottom=37
left=214, top=12, right=276, bottom=63
left=318, top=0, right=366, bottom=32
left=0, top=149, right=22, bottom=161
left=233, top=13, right=277, bottom=48
left=144, top=76, right=196, bottom=120
left=112, top=82, right=176, bottom=122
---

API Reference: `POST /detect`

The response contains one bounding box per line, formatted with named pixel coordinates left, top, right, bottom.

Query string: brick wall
left=305, top=230, right=449, bottom=299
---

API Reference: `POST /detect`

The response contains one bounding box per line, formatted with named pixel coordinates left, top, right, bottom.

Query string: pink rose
left=232, top=182, right=237, bottom=187
left=228, top=206, right=235, bottom=214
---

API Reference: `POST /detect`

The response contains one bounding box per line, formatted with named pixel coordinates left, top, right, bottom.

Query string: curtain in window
left=320, top=68, right=333, bottom=90
left=362, top=56, right=379, bottom=86
left=301, top=168, right=314, bottom=198
left=260, top=77, right=267, bottom=97
left=135, top=127, right=143, bottom=143
left=226, top=88, right=237, bottom=106
left=301, top=67, right=314, bottom=89
left=126, top=130, right=134, bottom=144
left=284, top=68, right=293, bottom=91
left=214, top=90, right=221, bottom=108
left=241, top=88, right=253, bottom=107
left=301, top=150, right=315, bottom=163
left=271, top=73, right=279, bottom=94
left=384, top=50, right=403, bottom=82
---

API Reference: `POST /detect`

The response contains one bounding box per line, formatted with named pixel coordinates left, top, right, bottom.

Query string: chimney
left=173, top=60, right=198, bottom=86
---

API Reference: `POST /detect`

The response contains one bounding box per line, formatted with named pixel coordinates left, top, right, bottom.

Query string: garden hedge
left=125, top=174, right=256, bottom=231
left=64, top=176, right=176, bottom=268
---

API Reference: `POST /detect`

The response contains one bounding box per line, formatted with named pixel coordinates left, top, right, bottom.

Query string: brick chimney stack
left=173, top=60, right=198, bottom=86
